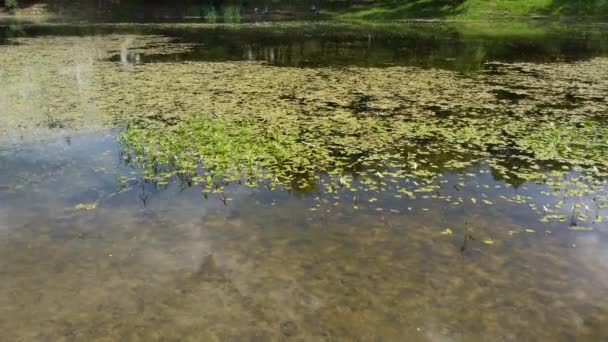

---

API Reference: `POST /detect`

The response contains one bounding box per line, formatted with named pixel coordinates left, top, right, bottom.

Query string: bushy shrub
left=5, top=0, right=18, bottom=13
left=203, top=6, right=218, bottom=23
left=224, top=6, right=241, bottom=23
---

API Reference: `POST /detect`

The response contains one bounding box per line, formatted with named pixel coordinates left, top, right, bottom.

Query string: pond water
left=1, top=21, right=608, bottom=341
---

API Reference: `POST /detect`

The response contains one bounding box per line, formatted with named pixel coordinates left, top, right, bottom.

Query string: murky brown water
left=1, top=22, right=608, bottom=341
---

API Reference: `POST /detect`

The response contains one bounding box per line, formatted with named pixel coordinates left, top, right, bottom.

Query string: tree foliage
left=5, top=0, right=18, bottom=13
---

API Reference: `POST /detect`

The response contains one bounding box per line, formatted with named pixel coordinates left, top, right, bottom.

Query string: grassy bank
left=340, top=0, right=608, bottom=20
left=4, top=0, right=608, bottom=21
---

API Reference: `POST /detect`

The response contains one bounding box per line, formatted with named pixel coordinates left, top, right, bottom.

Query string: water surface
left=1, top=21, right=608, bottom=341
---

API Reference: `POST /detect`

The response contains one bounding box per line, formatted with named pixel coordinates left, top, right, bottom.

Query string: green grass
left=340, top=0, right=608, bottom=20
left=456, top=0, right=553, bottom=19
left=341, top=0, right=463, bottom=20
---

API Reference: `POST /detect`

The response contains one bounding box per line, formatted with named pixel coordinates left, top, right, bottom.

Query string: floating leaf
left=570, top=226, right=593, bottom=231
left=75, top=203, right=97, bottom=210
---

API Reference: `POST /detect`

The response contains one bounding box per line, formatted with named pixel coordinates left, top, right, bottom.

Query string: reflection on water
left=0, top=22, right=608, bottom=340
left=3, top=22, right=608, bottom=68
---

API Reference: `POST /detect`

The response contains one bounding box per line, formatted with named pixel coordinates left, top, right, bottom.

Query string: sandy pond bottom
left=1, top=25, right=608, bottom=341
left=0, top=132, right=606, bottom=341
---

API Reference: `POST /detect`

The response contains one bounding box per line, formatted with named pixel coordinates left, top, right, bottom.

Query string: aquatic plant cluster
left=119, top=58, right=608, bottom=227
left=1, top=32, right=607, bottom=227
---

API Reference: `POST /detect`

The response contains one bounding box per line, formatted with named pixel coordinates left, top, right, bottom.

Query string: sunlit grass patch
left=339, top=0, right=608, bottom=20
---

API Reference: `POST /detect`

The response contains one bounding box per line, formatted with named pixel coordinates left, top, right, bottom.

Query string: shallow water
left=1, top=22, right=608, bottom=341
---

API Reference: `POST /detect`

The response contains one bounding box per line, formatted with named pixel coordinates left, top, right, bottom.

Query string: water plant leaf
left=75, top=203, right=97, bottom=210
